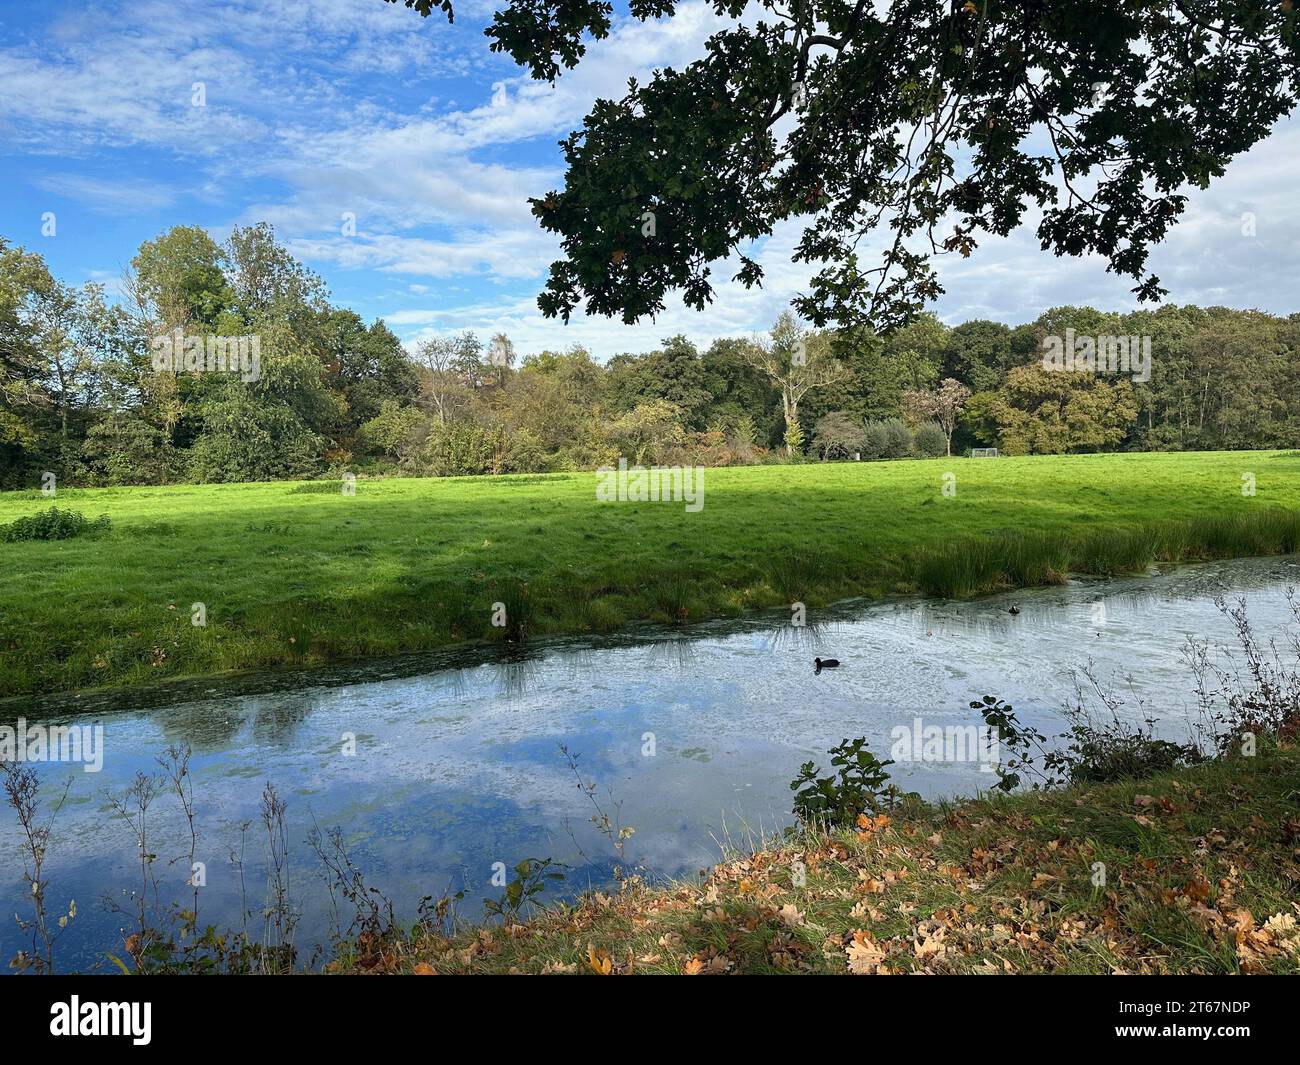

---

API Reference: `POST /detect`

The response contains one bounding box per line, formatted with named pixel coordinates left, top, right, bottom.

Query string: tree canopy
left=388, top=0, right=1300, bottom=331
left=6, top=218, right=1298, bottom=489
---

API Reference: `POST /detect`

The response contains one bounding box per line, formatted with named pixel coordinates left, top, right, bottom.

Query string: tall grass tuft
left=1069, top=527, right=1153, bottom=576
left=910, top=537, right=1006, bottom=598
left=489, top=580, right=533, bottom=642
left=764, top=551, right=848, bottom=602
left=649, top=570, right=698, bottom=623
left=908, top=508, right=1300, bottom=598
left=1000, top=530, right=1071, bottom=587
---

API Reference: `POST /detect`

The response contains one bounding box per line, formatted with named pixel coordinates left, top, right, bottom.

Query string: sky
left=1, top=0, right=1296, bottom=358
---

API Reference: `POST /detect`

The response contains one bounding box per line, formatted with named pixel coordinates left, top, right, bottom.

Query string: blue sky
left=2, top=0, right=1297, bottom=358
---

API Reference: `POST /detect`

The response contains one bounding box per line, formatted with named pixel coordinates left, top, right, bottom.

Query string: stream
left=2, top=554, right=1297, bottom=971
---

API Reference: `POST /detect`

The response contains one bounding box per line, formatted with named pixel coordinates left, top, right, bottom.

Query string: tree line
left=2, top=224, right=1297, bottom=490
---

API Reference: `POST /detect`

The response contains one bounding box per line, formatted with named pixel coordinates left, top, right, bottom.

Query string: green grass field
left=2, top=450, right=1299, bottom=698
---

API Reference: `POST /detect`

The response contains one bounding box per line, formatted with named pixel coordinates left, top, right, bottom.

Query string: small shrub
left=1064, top=726, right=1202, bottom=783
left=482, top=857, right=567, bottom=919
left=912, top=421, right=948, bottom=458
left=971, top=696, right=1065, bottom=792
left=812, top=411, right=867, bottom=460
left=790, top=737, right=895, bottom=826
left=973, top=690, right=1203, bottom=791
left=2, top=507, right=110, bottom=542
left=863, top=418, right=912, bottom=460
left=1192, top=592, right=1300, bottom=751
left=783, top=419, right=806, bottom=455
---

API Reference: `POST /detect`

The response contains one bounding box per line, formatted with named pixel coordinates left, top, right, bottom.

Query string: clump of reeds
left=908, top=507, right=1300, bottom=598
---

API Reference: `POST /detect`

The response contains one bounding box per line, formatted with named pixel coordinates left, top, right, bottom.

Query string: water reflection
left=645, top=636, right=700, bottom=673
left=487, top=648, right=545, bottom=699
left=2, top=554, right=1298, bottom=972
left=754, top=618, right=842, bottom=657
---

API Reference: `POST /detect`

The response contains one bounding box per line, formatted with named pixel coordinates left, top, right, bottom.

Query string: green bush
left=501, top=429, right=553, bottom=474
left=812, top=411, right=867, bottom=459
left=3, top=507, right=111, bottom=542
left=863, top=418, right=912, bottom=459
left=790, top=737, right=896, bottom=826
left=419, top=422, right=504, bottom=477
left=972, top=695, right=1204, bottom=791
left=80, top=417, right=169, bottom=486
left=912, top=421, right=948, bottom=458
left=1065, top=726, right=1203, bottom=784
left=186, top=390, right=323, bottom=483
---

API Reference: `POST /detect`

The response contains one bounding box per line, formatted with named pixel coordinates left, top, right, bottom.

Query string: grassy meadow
left=2, top=449, right=1299, bottom=698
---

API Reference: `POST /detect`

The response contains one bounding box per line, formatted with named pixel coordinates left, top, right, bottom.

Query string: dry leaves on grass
left=1262, top=913, right=1300, bottom=958
left=777, top=903, right=806, bottom=928
left=913, top=919, right=949, bottom=960
left=846, top=931, right=887, bottom=975
left=849, top=900, right=883, bottom=920
left=856, top=813, right=892, bottom=834
left=683, top=947, right=732, bottom=975
left=586, top=944, right=613, bottom=975
left=1185, top=903, right=1300, bottom=971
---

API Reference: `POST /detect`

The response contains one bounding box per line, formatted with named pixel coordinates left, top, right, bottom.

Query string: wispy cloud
left=1, top=0, right=1295, bottom=357
left=37, top=173, right=181, bottom=213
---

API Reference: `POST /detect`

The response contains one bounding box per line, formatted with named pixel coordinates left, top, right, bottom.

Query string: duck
left=814, top=657, right=840, bottom=674
left=1008, top=605, right=1020, bottom=616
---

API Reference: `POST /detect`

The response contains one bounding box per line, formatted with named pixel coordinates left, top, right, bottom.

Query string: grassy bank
left=2, top=450, right=1298, bottom=697
left=334, top=744, right=1300, bottom=975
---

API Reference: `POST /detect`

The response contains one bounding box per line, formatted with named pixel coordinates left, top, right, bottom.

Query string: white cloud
left=4, top=0, right=1297, bottom=359
left=36, top=173, right=180, bottom=213
left=934, top=121, right=1300, bottom=322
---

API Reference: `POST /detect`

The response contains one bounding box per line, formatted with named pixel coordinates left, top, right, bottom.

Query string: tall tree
left=744, top=312, right=849, bottom=454
left=391, top=0, right=1300, bottom=332
left=903, top=378, right=971, bottom=457
left=224, top=222, right=326, bottom=324
left=973, top=364, right=1139, bottom=455
left=414, top=333, right=478, bottom=425
left=127, top=226, right=230, bottom=329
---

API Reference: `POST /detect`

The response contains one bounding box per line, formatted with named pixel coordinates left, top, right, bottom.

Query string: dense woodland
left=2, top=224, right=1298, bottom=490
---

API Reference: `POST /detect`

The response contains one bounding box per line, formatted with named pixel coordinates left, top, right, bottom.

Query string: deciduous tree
left=745, top=312, right=848, bottom=454
left=391, top=0, right=1300, bottom=332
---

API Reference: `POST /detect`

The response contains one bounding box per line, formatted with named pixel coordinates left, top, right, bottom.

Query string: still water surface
left=2, top=555, right=1297, bottom=971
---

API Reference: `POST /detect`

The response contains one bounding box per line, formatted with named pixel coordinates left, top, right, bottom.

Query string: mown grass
left=333, top=744, right=1300, bottom=975
left=2, top=450, right=1298, bottom=697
